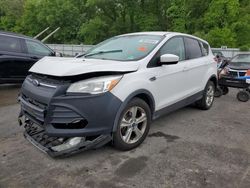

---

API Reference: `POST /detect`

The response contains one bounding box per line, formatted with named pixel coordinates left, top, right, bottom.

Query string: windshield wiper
left=84, top=49, right=123, bottom=57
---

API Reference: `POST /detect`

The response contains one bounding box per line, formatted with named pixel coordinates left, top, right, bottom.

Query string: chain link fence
left=47, top=44, right=249, bottom=58
left=211, top=48, right=249, bottom=58
left=47, top=44, right=93, bottom=57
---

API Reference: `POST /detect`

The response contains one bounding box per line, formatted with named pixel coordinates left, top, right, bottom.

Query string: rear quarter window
left=0, top=35, right=22, bottom=53
left=200, top=42, right=209, bottom=56
left=184, top=37, right=202, bottom=59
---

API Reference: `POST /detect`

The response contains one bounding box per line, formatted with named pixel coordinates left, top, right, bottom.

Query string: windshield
left=231, top=54, right=250, bottom=64
left=81, top=35, right=164, bottom=61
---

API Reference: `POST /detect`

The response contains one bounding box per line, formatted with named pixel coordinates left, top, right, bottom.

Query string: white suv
left=19, top=32, right=217, bottom=157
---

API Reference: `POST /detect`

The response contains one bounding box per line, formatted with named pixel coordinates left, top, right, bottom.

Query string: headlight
left=67, top=75, right=123, bottom=94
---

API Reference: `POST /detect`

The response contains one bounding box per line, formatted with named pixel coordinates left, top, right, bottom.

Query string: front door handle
left=149, top=76, right=157, bottom=81
left=31, top=56, right=39, bottom=60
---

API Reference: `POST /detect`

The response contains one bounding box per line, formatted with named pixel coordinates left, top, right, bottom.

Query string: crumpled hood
left=29, top=57, right=139, bottom=77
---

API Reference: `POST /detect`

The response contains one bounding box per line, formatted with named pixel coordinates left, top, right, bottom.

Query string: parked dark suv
left=0, top=31, right=58, bottom=84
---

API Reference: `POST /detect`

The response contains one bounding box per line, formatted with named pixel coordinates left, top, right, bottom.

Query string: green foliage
left=203, top=0, right=240, bottom=29
left=78, top=17, right=109, bottom=44
left=0, top=0, right=24, bottom=30
left=0, top=0, right=250, bottom=48
left=239, top=45, right=250, bottom=51
left=205, top=27, right=236, bottom=47
left=16, top=0, right=85, bottom=43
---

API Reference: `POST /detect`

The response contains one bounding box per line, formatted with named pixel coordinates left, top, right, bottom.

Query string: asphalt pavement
left=0, top=85, right=249, bottom=188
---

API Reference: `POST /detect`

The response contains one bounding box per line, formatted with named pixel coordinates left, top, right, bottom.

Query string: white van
left=18, top=32, right=217, bottom=157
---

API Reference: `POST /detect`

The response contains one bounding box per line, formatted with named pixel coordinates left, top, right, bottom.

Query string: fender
left=203, top=63, right=217, bottom=88
left=112, top=89, right=155, bottom=132
left=208, top=74, right=218, bottom=88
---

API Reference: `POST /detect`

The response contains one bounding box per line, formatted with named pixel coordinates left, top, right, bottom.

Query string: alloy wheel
left=119, top=106, right=147, bottom=144
left=206, top=85, right=214, bottom=106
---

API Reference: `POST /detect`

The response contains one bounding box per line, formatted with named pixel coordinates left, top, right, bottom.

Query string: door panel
left=149, top=37, right=190, bottom=110
left=186, top=57, right=209, bottom=94
left=154, top=62, right=187, bottom=110
left=0, top=35, right=37, bottom=80
left=184, top=37, right=209, bottom=94
left=0, top=52, right=34, bottom=79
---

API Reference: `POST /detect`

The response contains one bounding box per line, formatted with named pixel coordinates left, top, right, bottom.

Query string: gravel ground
left=0, top=85, right=249, bottom=188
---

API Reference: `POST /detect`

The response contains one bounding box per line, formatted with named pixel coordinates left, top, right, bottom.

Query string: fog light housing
left=51, top=137, right=85, bottom=152
left=52, top=119, right=88, bottom=129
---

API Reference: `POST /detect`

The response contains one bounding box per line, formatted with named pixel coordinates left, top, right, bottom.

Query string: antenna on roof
left=34, top=27, right=50, bottom=39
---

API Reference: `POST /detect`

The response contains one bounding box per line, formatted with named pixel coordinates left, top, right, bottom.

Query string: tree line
left=0, top=0, right=250, bottom=49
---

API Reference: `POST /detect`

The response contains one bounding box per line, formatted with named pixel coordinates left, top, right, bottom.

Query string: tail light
left=245, top=70, right=250, bottom=76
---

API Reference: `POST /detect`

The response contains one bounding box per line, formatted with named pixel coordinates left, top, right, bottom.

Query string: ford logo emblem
left=32, top=79, right=40, bottom=87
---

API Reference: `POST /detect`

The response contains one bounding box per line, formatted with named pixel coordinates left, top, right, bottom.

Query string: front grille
left=21, top=75, right=87, bottom=128
left=20, top=95, right=46, bottom=124
left=228, top=71, right=238, bottom=77
left=27, top=76, right=57, bottom=89
left=31, top=74, right=70, bottom=86
left=228, top=70, right=246, bottom=77
left=22, top=94, right=47, bottom=110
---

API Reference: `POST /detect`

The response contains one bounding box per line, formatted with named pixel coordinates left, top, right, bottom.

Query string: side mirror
left=160, top=54, right=179, bottom=65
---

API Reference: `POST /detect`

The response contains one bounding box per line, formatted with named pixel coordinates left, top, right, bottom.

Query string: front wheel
left=196, top=81, right=215, bottom=110
left=113, top=98, right=151, bottom=151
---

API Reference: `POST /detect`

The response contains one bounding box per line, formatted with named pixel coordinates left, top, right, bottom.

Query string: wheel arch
left=112, top=89, right=155, bottom=132
left=208, top=74, right=218, bottom=88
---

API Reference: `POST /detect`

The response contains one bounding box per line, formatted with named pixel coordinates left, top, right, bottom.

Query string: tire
left=113, top=98, right=151, bottom=151
left=196, top=81, right=215, bottom=110
left=214, top=87, right=223, bottom=97
left=221, top=86, right=229, bottom=95
left=237, top=91, right=249, bottom=102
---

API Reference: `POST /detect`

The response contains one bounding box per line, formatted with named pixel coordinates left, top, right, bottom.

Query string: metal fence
left=47, top=44, right=93, bottom=57
left=211, top=48, right=248, bottom=58
left=47, top=44, right=249, bottom=58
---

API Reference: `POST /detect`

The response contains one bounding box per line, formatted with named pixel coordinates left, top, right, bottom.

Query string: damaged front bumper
left=17, top=75, right=123, bottom=157
left=20, top=118, right=111, bottom=157
left=219, top=76, right=249, bottom=89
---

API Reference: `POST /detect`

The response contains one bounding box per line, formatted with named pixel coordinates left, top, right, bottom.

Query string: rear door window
left=25, top=40, right=52, bottom=56
left=0, top=35, right=22, bottom=53
left=184, top=37, right=202, bottom=59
